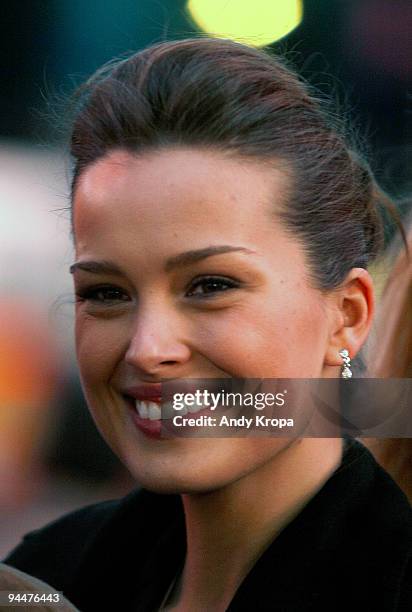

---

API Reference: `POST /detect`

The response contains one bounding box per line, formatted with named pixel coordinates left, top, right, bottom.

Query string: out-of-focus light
left=187, top=0, right=302, bottom=47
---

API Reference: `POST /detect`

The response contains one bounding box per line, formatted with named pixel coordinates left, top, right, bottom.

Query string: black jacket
left=4, top=440, right=412, bottom=611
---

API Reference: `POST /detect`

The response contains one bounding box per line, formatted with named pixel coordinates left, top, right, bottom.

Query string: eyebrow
left=164, top=245, right=255, bottom=272
left=69, top=260, right=123, bottom=275
left=69, top=246, right=255, bottom=276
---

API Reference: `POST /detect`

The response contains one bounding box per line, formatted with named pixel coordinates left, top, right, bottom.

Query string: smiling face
left=72, top=147, right=337, bottom=492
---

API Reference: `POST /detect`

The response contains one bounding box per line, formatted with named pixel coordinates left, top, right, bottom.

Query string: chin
left=124, top=461, right=233, bottom=495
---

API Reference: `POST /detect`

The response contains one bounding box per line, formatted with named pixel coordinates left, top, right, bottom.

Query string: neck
left=171, top=438, right=343, bottom=611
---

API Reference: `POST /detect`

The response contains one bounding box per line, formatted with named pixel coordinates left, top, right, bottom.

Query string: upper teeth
left=135, top=400, right=161, bottom=420
left=135, top=399, right=206, bottom=420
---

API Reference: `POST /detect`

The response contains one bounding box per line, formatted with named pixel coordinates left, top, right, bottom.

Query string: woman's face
left=72, top=148, right=337, bottom=492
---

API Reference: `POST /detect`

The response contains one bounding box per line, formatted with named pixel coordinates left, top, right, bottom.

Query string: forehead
left=72, top=148, right=292, bottom=255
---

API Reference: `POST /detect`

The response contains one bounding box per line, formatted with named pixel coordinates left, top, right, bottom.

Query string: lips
left=123, top=384, right=163, bottom=420
left=133, top=398, right=206, bottom=420
left=131, top=398, right=216, bottom=441
left=123, top=379, right=234, bottom=423
left=126, top=384, right=163, bottom=402
left=124, top=382, right=231, bottom=440
left=124, top=381, right=208, bottom=422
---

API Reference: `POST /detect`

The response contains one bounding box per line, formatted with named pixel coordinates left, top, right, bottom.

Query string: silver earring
left=339, top=349, right=352, bottom=378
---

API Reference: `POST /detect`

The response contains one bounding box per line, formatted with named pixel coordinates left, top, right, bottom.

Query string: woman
left=4, top=39, right=411, bottom=611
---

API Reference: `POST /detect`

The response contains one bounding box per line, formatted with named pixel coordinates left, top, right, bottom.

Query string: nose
left=124, top=301, right=191, bottom=378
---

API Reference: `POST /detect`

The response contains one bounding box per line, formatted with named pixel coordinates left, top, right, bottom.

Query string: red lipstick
left=124, top=383, right=162, bottom=403
left=124, top=383, right=164, bottom=439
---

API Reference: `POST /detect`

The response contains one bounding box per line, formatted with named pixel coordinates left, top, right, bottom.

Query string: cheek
left=75, top=314, right=126, bottom=390
left=190, top=310, right=281, bottom=376
left=193, top=294, right=327, bottom=377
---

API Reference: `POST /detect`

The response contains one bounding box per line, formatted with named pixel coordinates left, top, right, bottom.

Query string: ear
left=324, top=268, right=375, bottom=367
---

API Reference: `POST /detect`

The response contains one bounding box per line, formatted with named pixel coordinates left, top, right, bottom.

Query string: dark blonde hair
left=365, top=225, right=412, bottom=501
left=372, top=229, right=412, bottom=377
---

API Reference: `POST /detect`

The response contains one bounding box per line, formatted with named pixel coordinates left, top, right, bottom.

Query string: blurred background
left=1, top=0, right=411, bottom=557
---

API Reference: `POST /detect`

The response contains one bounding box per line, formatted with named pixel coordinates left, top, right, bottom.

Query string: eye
left=186, top=276, right=240, bottom=298
left=75, top=285, right=131, bottom=305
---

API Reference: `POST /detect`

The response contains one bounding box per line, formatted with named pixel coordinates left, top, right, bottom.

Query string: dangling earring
left=339, top=349, right=352, bottom=378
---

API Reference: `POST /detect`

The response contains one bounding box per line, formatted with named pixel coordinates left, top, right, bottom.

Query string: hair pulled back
left=70, top=37, right=391, bottom=290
